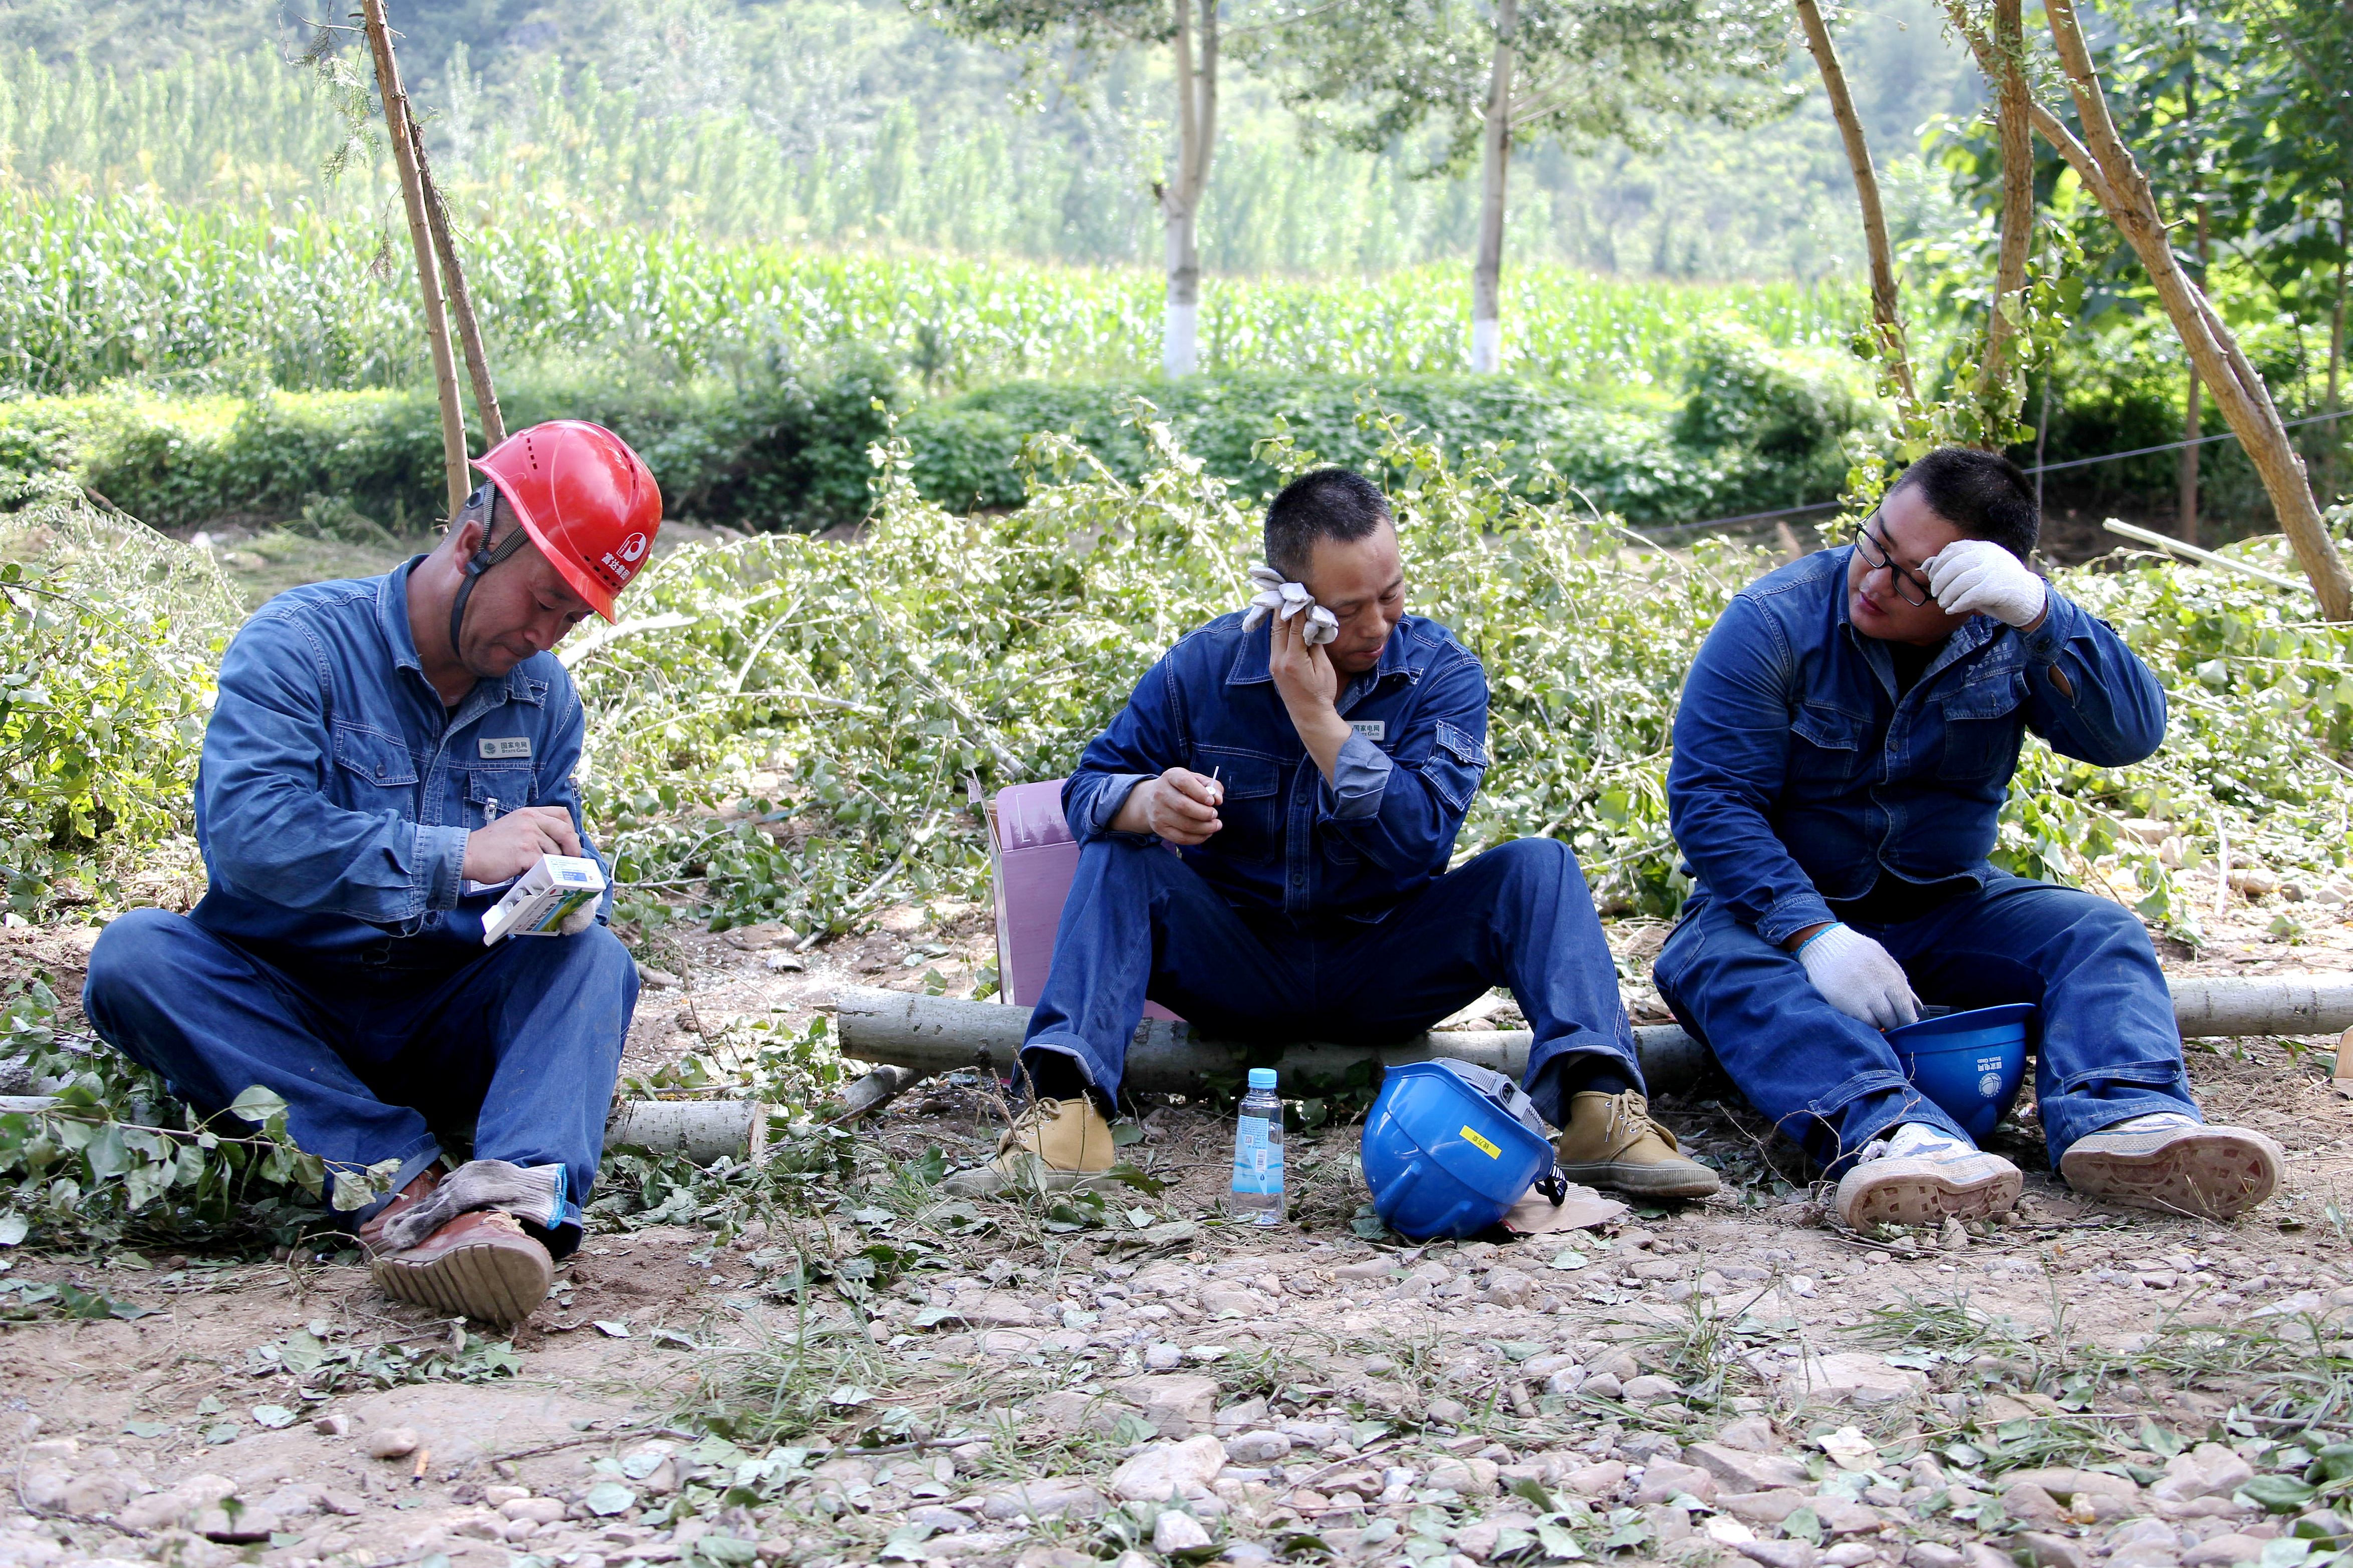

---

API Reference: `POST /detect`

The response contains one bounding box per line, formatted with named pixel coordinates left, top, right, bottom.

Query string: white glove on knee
left=1795, top=922, right=1921, bottom=1030
left=1923, top=538, right=2046, bottom=628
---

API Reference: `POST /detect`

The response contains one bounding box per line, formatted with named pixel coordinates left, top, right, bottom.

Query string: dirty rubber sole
left=2061, top=1126, right=2282, bottom=1220
left=1556, top=1160, right=1722, bottom=1200
left=370, top=1240, right=552, bottom=1324
left=1837, top=1157, right=2023, bottom=1230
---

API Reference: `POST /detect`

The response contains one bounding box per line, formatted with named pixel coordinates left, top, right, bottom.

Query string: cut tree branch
left=2044, top=0, right=2353, bottom=618
left=1794, top=0, right=1917, bottom=417
left=407, top=111, right=504, bottom=449
left=359, top=0, right=469, bottom=520
left=1981, top=0, right=2033, bottom=400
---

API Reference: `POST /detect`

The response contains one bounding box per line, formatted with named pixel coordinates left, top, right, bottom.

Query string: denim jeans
left=1022, top=835, right=1638, bottom=1121
left=1652, top=873, right=2197, bottom=1174
left=82, top=907, right=639, bottom=1252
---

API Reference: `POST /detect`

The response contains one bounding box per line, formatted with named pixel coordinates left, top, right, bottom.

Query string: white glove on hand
left=558, top=901, right=598, bottom=935
left=1923, top=538, right=2045, bottom=628
left=1242, top=565, right=1338, bottom=647
left=1794, top=922, right=1921, bottom=1030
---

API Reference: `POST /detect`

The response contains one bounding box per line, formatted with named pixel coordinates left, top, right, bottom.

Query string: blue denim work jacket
left=1667, top=545, right=2167, bottom=947
left=1063, top=611, right=1490, bottom=923
left=189, top=558, right=609, bottom=966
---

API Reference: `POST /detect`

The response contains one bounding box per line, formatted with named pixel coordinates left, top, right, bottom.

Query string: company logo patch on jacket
left=479, top=736, right=534, bottom=760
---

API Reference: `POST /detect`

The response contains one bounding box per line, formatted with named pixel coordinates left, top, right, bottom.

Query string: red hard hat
left=471, top=420, right=662, bottom=623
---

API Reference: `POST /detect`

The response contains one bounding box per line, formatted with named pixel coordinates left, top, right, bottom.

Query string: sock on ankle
left=1530, top=1052, right=1638, bottom=1125
left=1019, top=1049, right=1111, bottom=1117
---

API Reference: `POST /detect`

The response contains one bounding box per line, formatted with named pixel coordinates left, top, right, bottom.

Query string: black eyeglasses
left=1852, top=515, right=1933, bottom=607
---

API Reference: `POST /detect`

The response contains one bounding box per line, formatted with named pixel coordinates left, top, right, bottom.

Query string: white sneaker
left=2061, top=1111, right=2281, bottom=1220
left=1834, top=1122, right=2023, bottom=1231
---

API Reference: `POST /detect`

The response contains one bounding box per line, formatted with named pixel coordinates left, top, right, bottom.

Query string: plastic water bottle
left=1228, top=1067, right=1284, bottom=1224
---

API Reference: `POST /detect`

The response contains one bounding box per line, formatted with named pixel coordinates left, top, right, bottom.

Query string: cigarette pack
left=482, top=854, right=606, bottom=945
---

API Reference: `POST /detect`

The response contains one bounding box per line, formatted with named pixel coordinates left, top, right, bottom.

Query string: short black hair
left=1264, top=468, right=1392, bottom=580
left=1888, top=447, right=2038, bottom=559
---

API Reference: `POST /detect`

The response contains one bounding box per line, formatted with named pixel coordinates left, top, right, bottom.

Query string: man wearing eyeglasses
left=1654, top=447, right=2280, bottom=1229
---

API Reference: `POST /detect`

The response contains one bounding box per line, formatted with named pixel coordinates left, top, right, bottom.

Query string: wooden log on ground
left=835, top=986, right=1709, bottom=1095
left=835, top=976, right=2353, bottom=1096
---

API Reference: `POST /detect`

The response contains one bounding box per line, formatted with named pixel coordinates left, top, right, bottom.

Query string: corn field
left=0, top=191, right=1862, bottom=399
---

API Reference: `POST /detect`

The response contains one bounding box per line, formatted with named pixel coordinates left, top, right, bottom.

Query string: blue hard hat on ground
left=1886, top=1003, right=2034, bottom=1142
left=1360, top=1058, right=1558, bottom=1240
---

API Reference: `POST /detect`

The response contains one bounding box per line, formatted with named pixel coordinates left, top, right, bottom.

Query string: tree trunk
left=2045, top=0, right=2353, bottom=619
left=2180, top=364, right=2203, bottom=544
left=360, top=0, right=469, bottom=520
left=1161, top=0, right=1218, bottom=379
left=410, top=119, right=505, bottom=449
left=1796, top=0, right=1916, bottom=418
left=1470, top=0, right=1519, bottom=374
left=2329, top=232, right=2346, bottom=505
left=1979, top=0, right=2033, bottom=408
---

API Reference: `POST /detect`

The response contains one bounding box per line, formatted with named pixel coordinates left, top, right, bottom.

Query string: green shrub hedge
left=0, top=332, right=1880, bottom=533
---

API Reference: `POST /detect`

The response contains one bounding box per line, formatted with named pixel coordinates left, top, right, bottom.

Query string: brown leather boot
left=357, top=1167, right=443, bottom=1261
left=369, top=1210, right=553, bottom=1324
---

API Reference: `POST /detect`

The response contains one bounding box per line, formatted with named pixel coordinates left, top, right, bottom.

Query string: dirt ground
left=6, top=856, right=2353, bottom=1568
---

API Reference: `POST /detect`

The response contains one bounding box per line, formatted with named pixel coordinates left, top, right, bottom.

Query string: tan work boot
left=1554, top=1091, right=1720, bottom=1199
left=370, top=1210, right=554, bottom=1325
left=944, top=1096, right=1119, bottom=1197
left=2060, top=1112, right=2281, bottom=1220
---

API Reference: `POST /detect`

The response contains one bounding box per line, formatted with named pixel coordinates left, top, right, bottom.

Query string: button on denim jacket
left=1063, top=611, right=1490, bottom=923
left=190, top=559, right=608, bottom=966
left=1666, top=546, right=2168, bottom=947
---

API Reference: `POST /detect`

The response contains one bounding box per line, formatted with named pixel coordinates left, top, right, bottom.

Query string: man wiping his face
left=946, top=468, right=1717, bottom=1201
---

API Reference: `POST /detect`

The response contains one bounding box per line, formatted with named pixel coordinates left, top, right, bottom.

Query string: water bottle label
left=1232, top=1115, right=1282, bottom=1196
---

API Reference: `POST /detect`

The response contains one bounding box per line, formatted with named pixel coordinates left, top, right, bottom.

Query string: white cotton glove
left=1922, top=538, right=2046, bottom=628
left=1242, top=565, right=1339, bottom=646
left=1794, top=922, right=1921, bottom=1030
left=558, top=901, right=598, bottom=935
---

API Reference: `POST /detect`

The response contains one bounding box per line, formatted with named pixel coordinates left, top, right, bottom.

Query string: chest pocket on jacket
left=1422, top=721, right=1489, bottom=813
left=461, top=763, right=538, bottom=828
left=332, top=724, right=417, bottom=789
left=1787, top=702, right=1868, bottom=790
left=1195, top=747, right=1281, bottom=863
left=1937, top=675, right=2026, bottom=781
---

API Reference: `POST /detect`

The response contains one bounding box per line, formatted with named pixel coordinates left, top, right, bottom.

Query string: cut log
left=603, top=1100, right=763, bottom=1163
left=834, top=987, right=1710, bottom=1095
left=834, top=977, right=2353, bottom=1095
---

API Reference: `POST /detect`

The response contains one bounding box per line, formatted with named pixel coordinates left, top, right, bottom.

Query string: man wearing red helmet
left=83, top=422, right=663, bottom=1325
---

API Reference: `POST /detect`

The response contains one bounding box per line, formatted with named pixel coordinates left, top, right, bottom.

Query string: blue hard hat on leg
left=1360, top=1058, right=1559, bottom=1240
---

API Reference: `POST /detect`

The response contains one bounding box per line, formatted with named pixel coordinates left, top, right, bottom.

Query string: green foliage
left=1671, top=320, right=1886, bottom=510
left=0, top=192, right=1860, bottom=399
left=1240, top=0, right=1789, bottom=176
left=0, top=973, right=398, bottom=1246
left=0, top=504, right=233, bottom=916
left=4, top=363, right=1873, bottom=536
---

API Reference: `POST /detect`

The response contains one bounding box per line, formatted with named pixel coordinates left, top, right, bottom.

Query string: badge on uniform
left=1349, top=719, right=1386, bottom=742
left=479, top=737, right=533, bottom=760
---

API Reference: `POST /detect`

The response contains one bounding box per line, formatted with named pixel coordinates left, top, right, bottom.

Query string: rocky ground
left=5, top=855, right=2353, bottom=1568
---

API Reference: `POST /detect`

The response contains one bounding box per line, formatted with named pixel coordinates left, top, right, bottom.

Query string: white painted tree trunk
left=1165, top=203, right=1200, bottom=379
left=1470, top=0, right=1518, bottom=374
left=1162, top=0, right=1217, bottom=379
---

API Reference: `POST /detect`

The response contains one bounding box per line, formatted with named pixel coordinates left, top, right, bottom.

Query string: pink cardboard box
left=990, top=779, right=1179, bottom=1021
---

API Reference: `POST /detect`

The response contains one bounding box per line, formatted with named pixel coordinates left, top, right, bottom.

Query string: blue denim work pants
left=1022, top=835, right=1638, bottom=1120
left=81, top=907, right=638, bottom=1251
left=1652, top=874, right=2197, bottom=1174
